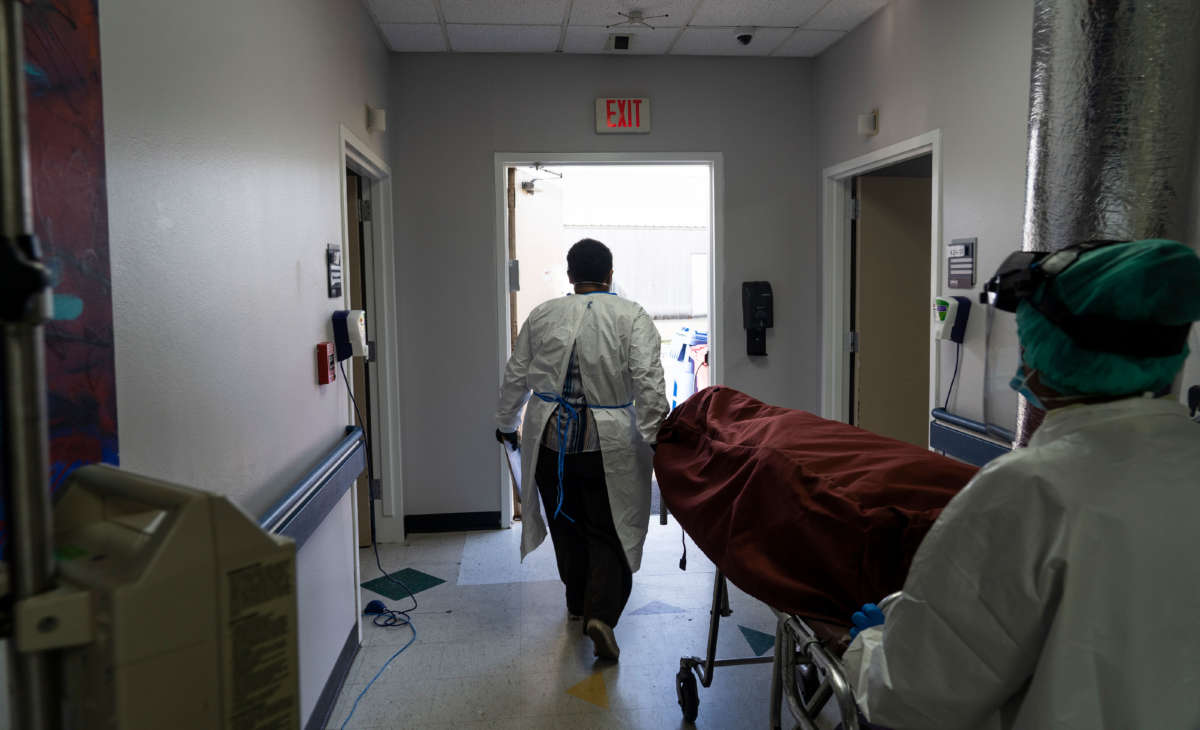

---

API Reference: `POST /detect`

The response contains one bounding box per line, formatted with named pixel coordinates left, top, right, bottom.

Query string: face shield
left=981, top=241, right=1194, bottom=438
left=980, top=248, right=1062, bottom=438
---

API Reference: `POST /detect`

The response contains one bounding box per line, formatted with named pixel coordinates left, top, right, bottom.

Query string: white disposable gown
left=844, top=396, right=1200, bottom=729
left=495, top=293, right=668, bottom=572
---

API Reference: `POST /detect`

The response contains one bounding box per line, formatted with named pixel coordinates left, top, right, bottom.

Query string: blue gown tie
left=532, top=392, right=632, bottom=522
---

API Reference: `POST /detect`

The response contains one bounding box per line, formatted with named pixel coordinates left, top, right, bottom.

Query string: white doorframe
left=492, top=152, right=725, bottom=527
left=820, top=130, right=943, bottom=432
left=339, top=125, right=405, bottom=544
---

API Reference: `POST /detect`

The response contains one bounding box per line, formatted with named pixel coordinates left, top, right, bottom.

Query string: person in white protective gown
left=495, top=238, right=668, bottom=660
left=843, top=239, right=1200, bottom=729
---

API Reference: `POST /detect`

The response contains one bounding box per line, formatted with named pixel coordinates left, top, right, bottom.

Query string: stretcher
left=674, top=569, right=898, bottom=728
left=655, top=387, right=979, bottom=727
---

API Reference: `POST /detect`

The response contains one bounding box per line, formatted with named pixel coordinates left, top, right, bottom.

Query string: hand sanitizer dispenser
left=933, top=296, right=970, bottom=343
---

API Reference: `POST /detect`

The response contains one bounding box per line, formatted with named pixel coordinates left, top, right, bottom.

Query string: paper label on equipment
left=224, top=558, right=298, bottom=729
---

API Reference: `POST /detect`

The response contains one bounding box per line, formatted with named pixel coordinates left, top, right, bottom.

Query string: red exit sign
left=595, top=97, right=651, bottom=134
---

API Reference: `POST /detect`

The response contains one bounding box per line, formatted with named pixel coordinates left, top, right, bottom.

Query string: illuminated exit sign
left=595, top=97, right=651, bottom=134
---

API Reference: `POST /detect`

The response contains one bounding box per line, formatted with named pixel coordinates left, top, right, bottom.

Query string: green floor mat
left=361, top=568, right=446, bottom=601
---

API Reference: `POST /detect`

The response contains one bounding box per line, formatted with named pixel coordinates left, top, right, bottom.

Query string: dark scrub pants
left=535, top=445, right=633, bottom=628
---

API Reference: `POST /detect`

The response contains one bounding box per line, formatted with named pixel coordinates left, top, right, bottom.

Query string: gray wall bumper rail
left=259, top=425, right=366, bottom=549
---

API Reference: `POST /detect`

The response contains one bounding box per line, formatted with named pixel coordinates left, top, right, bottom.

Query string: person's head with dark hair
left=566, top=238, right=614, bottom=292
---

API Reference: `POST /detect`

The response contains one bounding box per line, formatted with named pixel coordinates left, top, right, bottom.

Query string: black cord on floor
left=339, top=359, right=418, bottom=613
left=944, top=342, right=962, bottom=411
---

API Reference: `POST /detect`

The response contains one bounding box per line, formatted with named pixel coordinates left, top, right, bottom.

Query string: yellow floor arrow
left=565, top=672, right=608, bottom=708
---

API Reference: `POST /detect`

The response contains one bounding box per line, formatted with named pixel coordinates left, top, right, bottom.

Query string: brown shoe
left=586, top=619, right=620, bottom=660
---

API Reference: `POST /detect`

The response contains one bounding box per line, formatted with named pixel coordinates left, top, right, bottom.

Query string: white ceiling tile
left=366, top=0, right=438, bottom=24
left=380, top=23, right=449, bottom=51
left=447, top=24, right=561, bottom=52
left=670, top=26, right=794, bottom=55
left=568, top=0, right=696, bottom=28
left=690, top=0, right=827, bottom=28
left=562, top=26, right=677, bottom=54
left=772, top=28, right=844, bottom=56
left=440, top=0, right=568, bottom=25
left=803, top=0, right=888, bottom=31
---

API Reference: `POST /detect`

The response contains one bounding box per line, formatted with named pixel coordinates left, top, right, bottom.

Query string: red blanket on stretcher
left=654, top=387, right=978, bottom=627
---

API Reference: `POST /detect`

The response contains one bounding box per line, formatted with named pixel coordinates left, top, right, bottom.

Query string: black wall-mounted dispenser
left=742, top=281, right=773, bottom=356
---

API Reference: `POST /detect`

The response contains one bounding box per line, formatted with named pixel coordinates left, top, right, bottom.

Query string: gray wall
left=814, top=0, right=1035, bottom=424
left=99, top=0, right=389, bottom=722
left=389, top=54, right=818, bottom=517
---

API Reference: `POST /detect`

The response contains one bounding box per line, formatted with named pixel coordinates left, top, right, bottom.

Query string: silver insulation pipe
left=1016, top=0, right=1200, bottom=445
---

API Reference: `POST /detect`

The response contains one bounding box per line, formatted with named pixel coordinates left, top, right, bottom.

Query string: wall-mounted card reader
left=742, top=281, right=773, bottom=357
left=948, top=238, right=976, bottom=289
left=332, top=310, right=368, bottom=361
left=327, top=244, right=342, bottom=298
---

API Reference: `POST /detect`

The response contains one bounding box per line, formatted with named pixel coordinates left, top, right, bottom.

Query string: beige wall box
left=367, top=105, right=386, bottom=132
left=595, top=97, right=650, bottom=134
left=858, top=109, right=879, bottom=136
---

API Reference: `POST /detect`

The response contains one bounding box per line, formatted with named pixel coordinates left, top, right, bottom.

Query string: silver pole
left=1017, top=0, right=1200, bottom=446
left=1, top=0, right=59, bottom=726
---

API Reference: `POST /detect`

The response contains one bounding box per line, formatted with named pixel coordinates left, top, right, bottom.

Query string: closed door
left=854, top=176, right=932, bottom=447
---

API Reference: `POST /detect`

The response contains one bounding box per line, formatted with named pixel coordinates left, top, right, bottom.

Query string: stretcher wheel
left=676, top=668, right=699, bottom=723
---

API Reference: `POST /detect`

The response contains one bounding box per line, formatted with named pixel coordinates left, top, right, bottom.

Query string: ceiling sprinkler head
left=606, top=9, right=670, bottom=30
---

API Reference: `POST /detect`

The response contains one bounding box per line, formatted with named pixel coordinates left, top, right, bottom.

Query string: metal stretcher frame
left=675, top=570, right=884, bottom=729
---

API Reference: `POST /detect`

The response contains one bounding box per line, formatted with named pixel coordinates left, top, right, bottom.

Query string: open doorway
left=338, top=126, right=403, bottom=553
left=497, top=156, right=721, bottom=525
left=849, top=156, right=933, bottom=446
left=345, top=169, right=374, bottom=547
left=820, top=132, right=942, bottom=445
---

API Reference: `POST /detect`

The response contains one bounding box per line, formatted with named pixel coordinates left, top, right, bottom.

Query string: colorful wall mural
left=1, top=0, right=118, bottom=560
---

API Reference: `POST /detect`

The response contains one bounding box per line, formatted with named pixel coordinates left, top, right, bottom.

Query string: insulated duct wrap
left=1016, top=0, right=1200, bottom=445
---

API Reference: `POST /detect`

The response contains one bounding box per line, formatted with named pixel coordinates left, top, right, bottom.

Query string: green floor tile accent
left=738, top=625, right=775, bottom=657
left=361, top=568, right=445, bottom=601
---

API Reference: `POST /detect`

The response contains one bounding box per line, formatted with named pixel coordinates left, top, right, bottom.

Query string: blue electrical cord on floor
left=338, top=623, right=417, bottom=730
left=337, top=359, right=420, bottom=729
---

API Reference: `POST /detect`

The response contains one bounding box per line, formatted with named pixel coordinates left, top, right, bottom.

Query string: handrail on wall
left=930, top=408, right=1015, bottom=445
left=259, top=426, right=365, bottom=541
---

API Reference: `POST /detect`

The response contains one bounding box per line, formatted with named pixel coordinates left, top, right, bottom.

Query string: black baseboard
left=304, top=624, right=359, bottom=730
left=404, top=511, right=500, bottom=533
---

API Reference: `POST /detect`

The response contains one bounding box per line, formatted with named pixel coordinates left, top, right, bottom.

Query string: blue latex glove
left=849, top=603, right=885, bottom=639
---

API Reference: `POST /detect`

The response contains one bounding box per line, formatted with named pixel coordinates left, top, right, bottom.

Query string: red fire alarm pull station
left=317, top=342, right=336, bottom=385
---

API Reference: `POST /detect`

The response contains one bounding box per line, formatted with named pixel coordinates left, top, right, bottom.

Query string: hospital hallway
left=7, top=0, right=1200, bottom=727
left=334, top=520, right=812, bottom=729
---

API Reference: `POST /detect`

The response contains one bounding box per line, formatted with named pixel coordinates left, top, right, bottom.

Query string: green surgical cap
left=1017, top=239, right=1200, bottom=396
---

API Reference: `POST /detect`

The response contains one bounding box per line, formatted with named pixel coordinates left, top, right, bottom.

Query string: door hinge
left=508, top=260, right=520, bottom=292
left=846, top=331, right=860, bottom=353
left=369, top=478, right=382, bottom=500
left=367, top=340, right=377, bottom=363
left=850, top=198, right=860, bottom=221
left=358, top=199, right=373, bottom=222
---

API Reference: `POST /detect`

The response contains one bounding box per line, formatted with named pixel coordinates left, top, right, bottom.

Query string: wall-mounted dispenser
left=332, top=310, right=368, bottom=361
left=933, top=295, right=971, bottom=343
left=742, top=281, right=773, bottom=356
